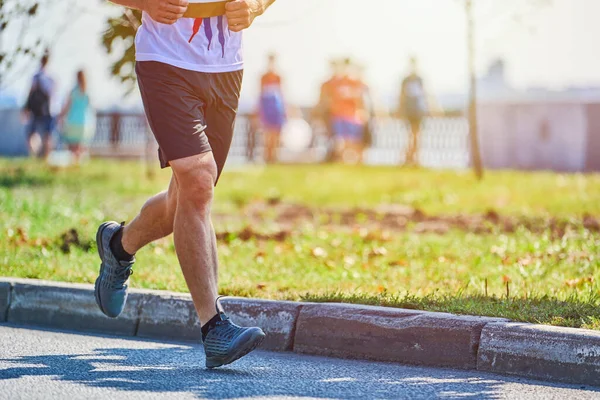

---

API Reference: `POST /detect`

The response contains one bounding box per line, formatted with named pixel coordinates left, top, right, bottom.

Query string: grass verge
left=0, top=159, right=599, bottom=329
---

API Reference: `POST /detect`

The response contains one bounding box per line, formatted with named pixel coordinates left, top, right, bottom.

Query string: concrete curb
left=134, top=289, right=301, bottom=351
left=0, top=278, right=598, bottom=387
left=478, top=322, right=600, bottom=386
left=294, top=303, right=507, bottom=369
left=5, top=278, right=142, bottom=336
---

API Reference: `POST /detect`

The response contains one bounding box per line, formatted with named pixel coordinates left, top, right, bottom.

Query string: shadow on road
left=1, top=328, right=598, bottom=399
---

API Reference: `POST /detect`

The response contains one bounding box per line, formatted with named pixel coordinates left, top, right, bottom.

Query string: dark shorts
left=332, top=118, right=364, bottom=142
left=27, top=116, right=53, bottom=138
left=136, top=61, right=243, bottom=182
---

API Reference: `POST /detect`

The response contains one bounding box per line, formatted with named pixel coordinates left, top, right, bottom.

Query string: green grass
left=1, top=159, right=599, bottom=329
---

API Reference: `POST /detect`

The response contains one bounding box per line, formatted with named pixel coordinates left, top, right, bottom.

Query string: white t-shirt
left=135, top=13, right=243, bottom=73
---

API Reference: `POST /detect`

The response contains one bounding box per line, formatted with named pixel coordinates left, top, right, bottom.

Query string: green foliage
left=0, top=0, right=43, bottom=84
left=101, top=8, right=141, bottom=92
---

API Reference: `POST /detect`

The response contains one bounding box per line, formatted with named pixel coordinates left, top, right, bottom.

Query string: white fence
left=92, top=112, right=471, bottom=168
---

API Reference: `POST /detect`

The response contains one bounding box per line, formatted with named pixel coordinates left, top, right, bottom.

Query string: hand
left=143, top=0, right=188, bottom=25
left=225, top=0, right=265, bottom=32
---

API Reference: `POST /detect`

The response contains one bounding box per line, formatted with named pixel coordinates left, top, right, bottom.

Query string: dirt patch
left=59, top=228, right=92, bottom=254
left=6, top=227, right=51, bottom=248
left=236, top=201, right=599, bottom=236
left=216, top=226, right=290, bottom=243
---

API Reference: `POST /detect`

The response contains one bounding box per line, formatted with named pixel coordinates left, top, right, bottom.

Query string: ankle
left=110, top=225, right=135, bottom=262
left=201, top=313, right=222, bottom=341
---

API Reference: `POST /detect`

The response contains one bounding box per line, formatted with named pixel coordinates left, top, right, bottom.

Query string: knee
left=174, top=163, right=216, bottom=211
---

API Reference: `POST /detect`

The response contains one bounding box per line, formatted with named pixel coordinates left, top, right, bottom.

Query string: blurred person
left=315, top=59, right=342, bottom=162
left=58, top=70, right=93, bottom=165
left=246, top=111, right=260, bottom=162
left=357, top=64, right=376, bottom=159
left=258, top=53, right=286, bottom=163
left=22, top=52, right=55, bottom=159
left=93, top=0, right=277, bottom=369
left=329, top=58, right=367, bottom=164
left=398, top=56, right=428, bottom=166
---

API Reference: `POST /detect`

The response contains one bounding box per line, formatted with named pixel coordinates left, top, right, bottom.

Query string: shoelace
left=109, top=266, right=133, bottom=290
left=214, top=322, right=238, bottom=341
left=211, top=296, right=239, bottom=341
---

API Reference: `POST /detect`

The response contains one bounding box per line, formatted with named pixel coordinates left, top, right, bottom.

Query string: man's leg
left=26, top=118, right=39, bottom=157
left=27, top=133, right=36, bottom=157
left=405, top=119, right=418, bottom=166
left=169, top=152, right=219, bottom=324
left=120, top=175, right=179, bottom=255
left=42, top=135, right=51, bottom=159
left=265, top=130, right=279, bottom=164
left=41, top=117, right=54, bottom=160
left=411, top=119, right=422, bottom=166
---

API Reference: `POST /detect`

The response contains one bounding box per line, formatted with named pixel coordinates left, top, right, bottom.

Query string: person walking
left=328, top=58, right=366, bottom=164
left=398, top=56, right=428, bottom=166
left=58, top=70, right=93, bottom=165
left=94, top=0, right=276, bottom=369
left=258, top=53, right=286, bottom=164
left=315, top=59, right=342, bottom=162
left=22, top=52, right=55, bottom=159
left=357, top=64, right=375, bottom=163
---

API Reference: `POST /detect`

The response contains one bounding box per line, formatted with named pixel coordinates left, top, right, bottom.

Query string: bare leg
left=406, top=120, right=421, bottom=166
left=42, top=134, right=52, bottom=160
left=170, top=152, right=219, bottom=324
left=265, top=131, right=274, bottom=163
left=121, top=176, right=179, bottom=255
left=27, top=135, right=35, bottom=157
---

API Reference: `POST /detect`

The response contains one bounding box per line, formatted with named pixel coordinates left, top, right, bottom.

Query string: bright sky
left=4, top=0, right=600, bottom=110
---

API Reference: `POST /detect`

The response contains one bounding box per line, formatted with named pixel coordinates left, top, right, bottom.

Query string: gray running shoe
left=204, top=299, right=266, bottom=369
left=94, top=221, right=134, bottom=318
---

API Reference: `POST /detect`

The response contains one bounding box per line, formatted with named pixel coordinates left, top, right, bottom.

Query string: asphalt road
left=0, top=324, right=598, bottom=400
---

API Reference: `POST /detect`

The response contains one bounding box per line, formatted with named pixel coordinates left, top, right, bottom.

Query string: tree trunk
left=466, top=0, right=484, bottom=180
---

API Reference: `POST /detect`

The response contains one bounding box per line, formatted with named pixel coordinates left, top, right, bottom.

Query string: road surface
left=0, top=324, right=598, bottom=399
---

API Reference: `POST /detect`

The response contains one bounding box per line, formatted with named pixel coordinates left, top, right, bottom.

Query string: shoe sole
left=206, top=329, right=266, bottom=369
left=94, top=222, right=116, bottom=317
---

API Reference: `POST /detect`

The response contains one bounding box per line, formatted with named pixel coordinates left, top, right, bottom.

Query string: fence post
left=110, top=112, right=121, bottom=150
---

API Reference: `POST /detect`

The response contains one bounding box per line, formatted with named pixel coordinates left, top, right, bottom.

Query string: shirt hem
left=136, top=53, right=244, bottom=73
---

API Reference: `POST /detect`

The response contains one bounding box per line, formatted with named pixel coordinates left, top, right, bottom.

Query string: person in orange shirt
left=315, top=59, right=343, bottom=162
left=329, top=58, right=367, bottom=164
left=259, top=53, right=286, bottom=164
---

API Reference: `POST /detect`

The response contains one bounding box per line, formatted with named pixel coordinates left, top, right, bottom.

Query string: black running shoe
left=203, top=298, right=266, bottom=369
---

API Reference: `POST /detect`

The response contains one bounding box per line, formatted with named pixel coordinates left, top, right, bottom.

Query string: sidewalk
left=1, top=277, right=599, bottom=387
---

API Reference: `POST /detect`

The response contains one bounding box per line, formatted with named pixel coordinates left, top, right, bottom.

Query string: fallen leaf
left=518, top=257, right=532, bottom=267
left=490, top=245, right=505, bottom=256
left=312, top=247, right=328, bottom=258
left=565, top=276, right=595, bottom=288
left=389, top=259, right=408, bottom=267
left=255, top=251, right=266, bottom=259
left=368, top=247, right=388, bottom=258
